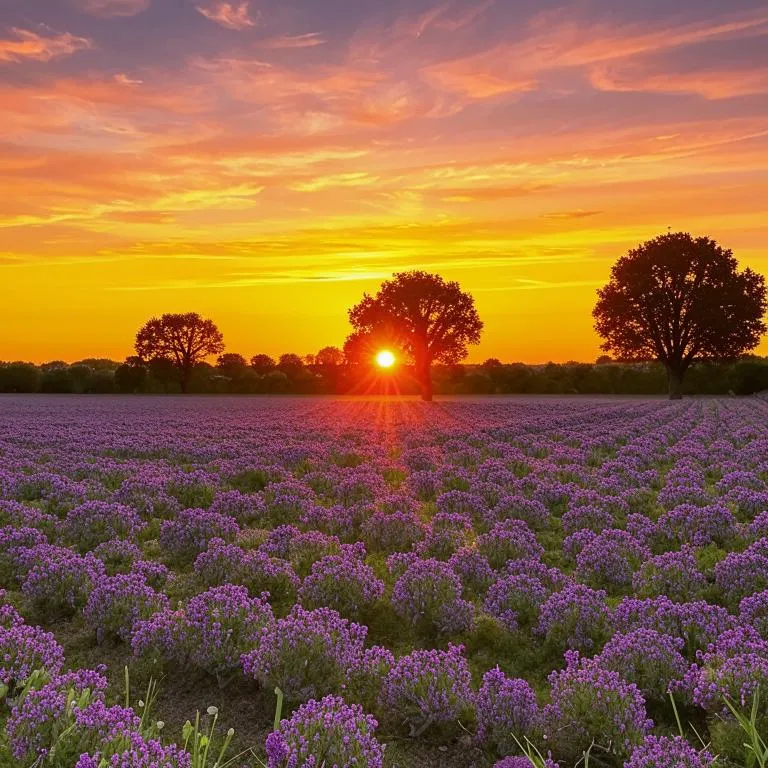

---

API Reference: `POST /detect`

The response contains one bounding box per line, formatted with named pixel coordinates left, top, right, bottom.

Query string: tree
left=314, top=346, right=344, bottom=368
left=135, top=312, right=224, bottom=393
left=216, top=353, right=248, bottom=380
left=594, top=232, right=767, bottom=399
left=115, top=358, right=147, bottom=394
left=277, top=353, right=305, bottom=378
left=250, top=354, right=276, bottom=375
left=347, top=271, right=483, bottom=401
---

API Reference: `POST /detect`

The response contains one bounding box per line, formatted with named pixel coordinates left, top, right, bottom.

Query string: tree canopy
left=594, top=232, right=767, bottom=398
left=346, top=270, right=483, bottom=400
left=135, top=312, right=224, bottom=393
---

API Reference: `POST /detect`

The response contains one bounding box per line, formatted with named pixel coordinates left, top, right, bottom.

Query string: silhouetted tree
left=0, top=362, right=41, bottom=393
left=594, top=232, right=767, bottom=399
left=347, top=271, right=483, bottom=401
left=277, top=353, right=305, bottom=378
left=115, top=359, right=147, bottom=394
left=216, top=353, right=248, bottom=381
left=314, top=346, right=344, bottom=368
left=135, top=313, right=224, bottom=393
left=250, top=354, right=276, bottom=375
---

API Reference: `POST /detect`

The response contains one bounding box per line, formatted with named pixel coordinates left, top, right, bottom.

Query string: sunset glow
left=1, top=0, right=767, bottom=363
left=376, top=350, right=396, bottom=369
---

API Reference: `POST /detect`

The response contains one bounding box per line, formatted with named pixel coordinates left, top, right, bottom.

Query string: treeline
left=3, top=354, right=768, bottom=396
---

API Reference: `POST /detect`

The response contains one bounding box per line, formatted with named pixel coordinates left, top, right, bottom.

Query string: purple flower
left=265, top=695, right=384, bottom=768
left=625, top=736, right=716, bottom=768
left=299, top=554, right=385, bottom=617
left=392, top=557, right=474, bottom=635
left=543, top=652, right=652, bottom=762
left=537, top=584, right=610, bottom=653
left=242, top=606, right=367, bottom=701
left=476, top=667, right=540, bottom=755
left=84, top=573, right=169, bottom=643
left=381, top=644, right=474, bottom=735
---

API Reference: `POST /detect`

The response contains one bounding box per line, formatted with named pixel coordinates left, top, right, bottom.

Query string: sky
left=1, top=0, right=767, bottom=364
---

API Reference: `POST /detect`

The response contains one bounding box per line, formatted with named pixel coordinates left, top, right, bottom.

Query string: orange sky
left=2, top=0, right=767, bottom=364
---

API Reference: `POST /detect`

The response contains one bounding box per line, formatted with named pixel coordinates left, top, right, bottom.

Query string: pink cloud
left=196, top=1, right=257, bottom=31
left=0, top=28, right=91, bottom=63
left=74, top=0, right=150, bottom=18
left=591, top=63, right=768, bottom=100
left=260, top=33, right=327, bottom=50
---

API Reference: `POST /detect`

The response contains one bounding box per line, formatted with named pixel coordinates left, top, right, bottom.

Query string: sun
left=376, top=350, right=396, bottom=368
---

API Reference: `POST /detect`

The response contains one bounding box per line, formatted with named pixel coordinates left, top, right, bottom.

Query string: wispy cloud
left=74, top=0, right=150, bottom=18
left=591, top=63, right=768, bottom=100
left=195, top=1, right=257, bottom=30
left=542, top=210, right=603, bottom=220
left=260, top=33, right=327, bottom=50
left=0, top=28, right=91, bottom=63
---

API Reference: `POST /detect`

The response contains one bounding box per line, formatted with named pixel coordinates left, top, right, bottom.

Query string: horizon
left=2, top=0, right=768, bottom=363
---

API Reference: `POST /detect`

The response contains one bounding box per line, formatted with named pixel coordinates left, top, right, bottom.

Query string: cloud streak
left=0, top=28, right=91, bottom=62
left=74, top=0, right=150, bottom=18
left=195, top=1, right=257, bottom=30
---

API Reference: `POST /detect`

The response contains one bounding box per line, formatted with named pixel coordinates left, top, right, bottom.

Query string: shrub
left=575, top=529, right=649, bottom=591
left=83, top=573, right=169, bottom=643
left=0, top=622, right=65, bottom=692
left=21, top=545, right=105, bottom=619
left=159, top=509, right=239, bottom=563
left=185, top=584, right=274, bottom=681
left=362, top=509, right=425, bottom=553
left=242, top=606, right=367, bottom=702
left=543, top=652, right=652, bottom=763
left=632, top=548, right=707, bottom=602
left=536, top=584, right=610, bottom=654
left=476, top=667, right=540, bottom=756
left=624, top=736, right=716, bottom=768
left=595, top=629, right=688, bottom=702
left=484, top=574, right=548, bottom=632
left=392, top=557, right=474, bottom=635
left=299, top=555, right=384, bottom=617
left=477, top=520, right=543, bottom=569
left=381, top=644, right=474, bottom=736
left=64, top=501, right=144, bottom=552
left=265, top=695, right=384, bottom=768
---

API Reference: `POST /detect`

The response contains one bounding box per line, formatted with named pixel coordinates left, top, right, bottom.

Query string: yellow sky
left=2, top=0, right=767, bottom=363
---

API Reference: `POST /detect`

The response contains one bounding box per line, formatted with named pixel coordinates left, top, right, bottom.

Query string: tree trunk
left=180, top=365, right=190, bottom=394
left=418, top=360, right=433, bottom=402
left=667, top=366, right=684, bottom=400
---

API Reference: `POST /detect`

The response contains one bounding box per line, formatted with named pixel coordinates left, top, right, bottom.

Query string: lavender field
left=2, top=395, right=768, bottom=767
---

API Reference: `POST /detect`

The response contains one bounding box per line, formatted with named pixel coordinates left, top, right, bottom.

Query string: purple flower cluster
left=299, top=554, right=385, bottom=617
left=392, top=557, right=474, bottom=635
left=265, top=695, right=384, bottom=768
left=537, top=583, right=610, bottom=652
left=159, top=509, right=240, bottom=562
left=543, top=652, right=652, bottom=762
left=381, top=644, right=474, bottom=734
left=625, top=736, right=716, bottom=768
left=64, top=501, right=145, bottom=552
left=84, top=573, right=169, bottom=642
left=242, top=605, right=367, bottom=701
left=476, top=667, right=540, bottom=755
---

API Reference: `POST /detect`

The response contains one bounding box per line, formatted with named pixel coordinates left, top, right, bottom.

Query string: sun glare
left=376, top=350, right=396, bottom=368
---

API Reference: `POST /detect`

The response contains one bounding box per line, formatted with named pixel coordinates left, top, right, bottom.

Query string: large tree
left=135, top=312, right=224, bottom=393
left=347, top=271, right=483, bottom=401
left=594, top=232, right=766, bottom=399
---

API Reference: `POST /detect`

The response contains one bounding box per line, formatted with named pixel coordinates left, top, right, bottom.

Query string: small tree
left=314, top=346, right=344, bottom=368
left=135, top=312, right=224, bottom=393
left=250, top=354, right=276, bottom=375
left=594, top=233, right=766, bottom=399
left=347, top=271, right=483, bottom=400
left=277, top=353, right=305, bottom=378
